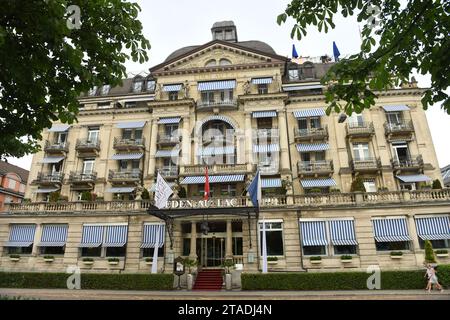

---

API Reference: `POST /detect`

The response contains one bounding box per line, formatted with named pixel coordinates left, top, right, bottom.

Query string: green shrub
left=80, top=191, right=93, bottom=201
left=341, top=255, right=352, bottom=260
left=82, top=257, right=94, bottom=262
left=424, top=240, right=436, bottom=263
left=267, top=256, right=278, bottom=262
left=350, top=176, right=366, bottom=192
left=48, top=191, right=61, bottom=203
left=308, top=188, right=322, bottom=194
left=108, top=258, right=120, bottom=263
left=435, top=249, right=448, bottom=255
left=390, top=251, right=403, bottom=256
left=0, top=272, right=174, bottom=290
left=330, top=188, right=341, bottom=193
left=183, top=258, right=198, bottom=274
left=43, top=256, right=54, bottom=260
left=178, top=187, right=187, bottom=199
left=141, top=188, right=150, bottom=200
left=432, top=179, right=443, bottom=190
left=310, top=256, right=321, bottom=261
left=9, top=255, right=20, bottom=259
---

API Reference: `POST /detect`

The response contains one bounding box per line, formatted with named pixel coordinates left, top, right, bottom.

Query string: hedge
left=242, top=265, right=450, bottom=290
left=0, top=272, right=174, bottom=290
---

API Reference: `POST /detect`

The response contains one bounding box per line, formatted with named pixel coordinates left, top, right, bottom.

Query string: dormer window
left=301, top=63, right=315, bottom=79
left=88, top=86, right=98, bottom=96
left=205, top=60, right=217, bottom=67
left=132, top=81, right=143, bottom=93
left=146, top=80, right=156, bottom=92
left=225, top=30, right=234, bottom=40
left=219, top=59, right=231, bottom=66
left=215, top=31, right=224, bottom=40
left=101, top=85, right=110, bottom=95
left=288, top=69, right=299, bottom=80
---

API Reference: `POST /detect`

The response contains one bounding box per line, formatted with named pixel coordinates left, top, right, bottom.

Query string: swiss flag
left=204, top=166, right=210, bottom=200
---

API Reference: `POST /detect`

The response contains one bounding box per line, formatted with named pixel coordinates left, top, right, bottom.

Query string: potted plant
left=43, top=255, right=55, bottom=262
left=310, top=256, right=322, bottom=264
left=351, top=176, right=366, bottom=192
left=144, top=257, right=153, bottom=265
left=390, top=251, right=403, bottom=259
left=330, top=188, right=341, bottom=193
left=341, top=255, right=353, bottom=263
left=308, top=188, right=322, bottom=194
left=183, top=258, right=198, bottom=291
left=435, top=249, right=449, bottom=258
left=432, top=179, right=443, bottom=190
left=221, top=259, right=235, bottom=290
left=108, top=257, right=120, bottom=265
left=267, top=256, right=278, bottom=265
left=82, top=257, right=94, bottom=265
left=9, top=254, right=20, bottom=262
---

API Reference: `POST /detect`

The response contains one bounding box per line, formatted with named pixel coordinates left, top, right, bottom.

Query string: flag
left=292, top=44, right=299, bottom=58
left=261, top=217, right=268, bottom=273
left=333, top=41, right=340, bottom=62
left=204, top=166, right=210, bottom=200
left=151, top=225, right=161, bottom=274
left=247, top=170, right=262, bottom=209
left=154, top=172, right=173, bottom=209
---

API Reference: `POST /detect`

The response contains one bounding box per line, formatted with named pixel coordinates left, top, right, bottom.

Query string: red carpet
left=193, top=269, right=223, bottom=291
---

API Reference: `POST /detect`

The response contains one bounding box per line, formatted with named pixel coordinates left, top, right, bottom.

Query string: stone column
left=278, top=111, right=290, bottom=173
left=32, top=224, right=42, bottom=256
left=408, top=214, right=422, bottom=266
left=189, top=222, right=197, bottom=260
left=244, top=113, right=253, bottom=164
left=225, top=219, right=233, bottom=259
left=148, top=119, right=159, bottom=177
left=181, top=117, right=191, bottom=167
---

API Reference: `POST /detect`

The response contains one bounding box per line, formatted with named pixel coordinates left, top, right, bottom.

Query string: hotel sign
left=165, top=198, right=245, bottom=209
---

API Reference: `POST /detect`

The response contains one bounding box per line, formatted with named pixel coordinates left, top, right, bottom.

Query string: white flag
left=154, top=173, right=173, bottom=209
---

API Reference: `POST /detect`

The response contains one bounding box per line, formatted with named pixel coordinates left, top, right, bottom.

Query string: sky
left=6, top=0, right=450, bottom=170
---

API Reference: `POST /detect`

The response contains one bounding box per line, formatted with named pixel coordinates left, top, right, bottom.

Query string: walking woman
left=425, top=264, right=444, bottom=293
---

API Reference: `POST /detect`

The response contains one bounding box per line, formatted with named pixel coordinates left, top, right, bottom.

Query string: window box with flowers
left=267, top=256, right=278, bottom=265
left=144, top=257, right=153, bottom=265
left=108, top=258, right=120, bottom=265
left=9, top=254, right=20, bottom=262
left=82, top=257, right=94, bottom=265
left=390, top=251, right=403, bottom=259
left=340, top=255, right=353, bottom=263
left=43, top=255, right=55, bottom=263
left=310, top=256, right=322, bottom=264
left=435, top=249, right=448, bottom=258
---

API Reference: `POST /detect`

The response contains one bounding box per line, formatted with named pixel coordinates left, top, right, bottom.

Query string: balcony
left=32, top=172, right=64, bottom=185
left=108, top=170, right=142, bottom=184
left=157, top=134, right=181, bottom=146
left=253, top=129, right=279, bottom=144
left=350, top=157, right=381, bottom=172
left=113, top=137, right=145, bottom=150
left=158, top=166, right=178, bottom=178
left=75, top=139, right=100, bottom=156
left=181, top=163, right=253, bottom=176
left=258, top=161, right=279, bottom=175
left=196, top=99, right=238, bottom=111
left=384, top=121, right=414, bottom=135
left=346, top=122, right=375, bottom=138
left=298, top=160, right=334, bottom=176
left=391, top=156, right=424, bottom=172
left=69, top=172, right=97, bottom=190
left=44, top=141, right=69, bottom=153
left=294, top=126, right=328, bottom=141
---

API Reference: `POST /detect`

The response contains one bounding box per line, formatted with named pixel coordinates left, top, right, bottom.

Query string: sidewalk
left=0, top=288, right=449, bottom=300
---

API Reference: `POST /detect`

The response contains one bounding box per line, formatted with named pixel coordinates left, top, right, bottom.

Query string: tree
left=432, top=179, right=443, bottom=190
left=277, top=0, right=450, bottom=115
left=141, top=187, right=150, bottom=200
left=424, top=239, right=436, bottom=264
left=0, top=0, right=150, bottom=159
left=350, top=176, right=366, bottom=192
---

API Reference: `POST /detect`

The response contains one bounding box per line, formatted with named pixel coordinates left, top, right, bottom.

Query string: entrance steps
left=193, top=269, right=223, bottom=291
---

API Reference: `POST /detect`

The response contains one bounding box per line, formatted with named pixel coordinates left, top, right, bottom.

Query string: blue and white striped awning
left=372, top=218, right=412, bottom=242
left=79, top=225, right=104, bottom=248
left=296, top=143, right=329, bottom=152
left=38, top=225, right=68, bottom=247
left=396, top=174, right=431, bottom=183
left=253, top=144, right=280, bottom=153
left=301, top=178, right=337, bottom=188
left=48, top=124, right=70, bottom=132
left=197, top=80, right=236, bottom=91
left=149, top=182, right=175, bottom=192
left=252, top=110, right=277, bottom=118
left=158, top=117, right=181, bottom=124
left=251, top=77, right=273, bottom=84
left=103, top=225, right=128, bottom=247
left=41, top=156, right=65, bottom=164
left=141, top=224, right=165, bottom=248
left=199, top=145, right=234, bottom=156
left=300, top=221, right=328, bottom=246
left=162, top=84, right=182, bottom=92
left=382, top=105, right=410, bottom=112
left=35, top=188, right=60, bottom=193
left=283, top=84, right=324, bottom=91
left=116, top=121, right=146, bottom=129
left=415, top=216, right=450, bottom=240
left=4, top=224, right=36, bottom=247
left=105, top=187, right=135, bottom=193
left=155, top=149, right=180, bottom=158
left=180, top=175, right=245, bottom=184
left=261, top=178, right=282, bottom=189
left=293, top=108, right=325, bottom=118
left=330, top=220, right=358, bottom=245
left=111, top=153, right=143, bottom=160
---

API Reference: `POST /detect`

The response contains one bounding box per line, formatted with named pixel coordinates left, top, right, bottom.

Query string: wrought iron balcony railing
left=113, top=137, right=145, bottom=149
left=294, top=126, right=328, bottom=140
left=75, top=139, right=100, bottom=151
left=158, top=166, right=178, bottom=177
left=391, top=155, right=424, bottom=169
left=44, top=141, right=69, bottom=153
left=350, top=157, right=381, bottom=171
left=384, top=121, right=414, bottom=134
left=33, top=172, right=64, bottom=184
left=69, top=172, right=97, bottom=183
left=346, top=122, right=375, bottom=137
left=197, top=99, right=237, bottom=110
left=108, top=170, right=142, bottom=182
left=298, top=160, right=333, bottom=174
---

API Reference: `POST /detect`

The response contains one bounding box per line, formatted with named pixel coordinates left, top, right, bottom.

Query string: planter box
left=9, top=257, right=20, bottom=262
left=341, top=259, right=352, bottom=263
left=436, top=253, right=449, bottom=258
left=267, top=261, right=278, bottom=265
left=390, top=255, right=403, bottom=259
left=310, top=260, right=322, bottom=264
left=83, top=261, right=94, bottom=265
left=145, top=261, right=153, bottom=265
left=108, top=261, right=119, bottom=265
left=44, top=258, right=54, bottom=263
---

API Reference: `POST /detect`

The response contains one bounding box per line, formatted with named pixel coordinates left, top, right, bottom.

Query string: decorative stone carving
left=243, top=80, right=251, bottom=95
left=135, top=186, right=144, bottom=200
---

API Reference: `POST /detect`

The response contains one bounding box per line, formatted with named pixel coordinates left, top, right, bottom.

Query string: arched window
left=219, top=58, right=232, bottom=66
left=301, top=62, right=315, bottom=79
left=205, top=59, right=217, bottom=67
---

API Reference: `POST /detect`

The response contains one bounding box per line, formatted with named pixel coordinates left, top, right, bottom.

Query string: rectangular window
left=386, top=112, right=402, bottom=125
left=57, top=132, right=67, bottom=144
left=259, top=222, right=284, bottom=256
left=40, top=246, right=65, bottom=255
left=201, top=91, right=214, bottom=103
left=298, top=119, right=308, bottom=130
left=232, top=237, right=243, bottom=255
left=419, top=239, right=449, bottom=249
left=8, top=179, right=16, bottom=190
left=133, top=81, right=143, bottom=93
left=146, top=80, right=156, bottom=92
left=87, top=128, right=99, bottom=143
left=303, top=245, right=326, bottom=256
left=257, top=118, right=272, bottom=129
left=124, top=102, right=137, bottom=108
left=142, top=246, right=165, bottom=258
left=122, top=129, right=132, bottom=139
left=165, top=124, right=178, bottom=136
left=101, top=85, right=110, bottom=95
left=119, top=160, right=128, bottom=171
left=310, top=117, right=321, bottom=129
left=82, top=159, right=95, bottom=174
left=97, top=102, right=111, bottom=109
left=363, top=179, right=377, bottom=193
left=8, top=246, right=32, bottom=254
left=375, top=241, right=410, bottom=251
left=392, top=143, right=410, bottom=162
left=105, top=246, right=126, bottom=257
left=288, top=69, right=299, bottom=80
left=131, top=160, right=140, bottom=170
left=352, top=143, right=370, bottom=160
left=348, top=113, right=364, bottom=126
left=182, top=239, right=190, bottom=256
left=315, top=151, right=325, bottom=162
left=134, top=129, right=143, bottom=140
left=334, top=245, right=357, bottom=255
left=81, top=247, right=102, bottom=257
left=220, top=184, right=236, bottom=196
left=169, top=91, right=178, bottom=101
left=258, top=84, right=268, bottom=94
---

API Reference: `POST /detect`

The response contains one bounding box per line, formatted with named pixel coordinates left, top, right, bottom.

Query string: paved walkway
left=0, top=288, right=449, bottom=300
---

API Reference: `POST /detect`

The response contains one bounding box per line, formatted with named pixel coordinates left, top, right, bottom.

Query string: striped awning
left=35, top=188, right=60, bottom=194
left=300, top=221, right=328, bottom=246
left=38, top=225, right=68, bottom=247
left=330, top=220, right=358, bottom=245
left=111, top=153, right=143, bottom=160
left=415, top=216, right=450, bottom=240
left=141, top=224, right=165, bottom=248
left=301, top=178, right=337, bottom=188
left=79, top=225, right=104, bottom=248
left=155, top=149, right=180, bottom=158
left=283, top=84, right=323, bottom=91
left=382, top=105, right=410, bottom=112
left=293, top=108, right=325, bottom=118
left=261, top=178, right=282, bottom=189
left=162, top=84, right=182, bottom=92
left=149, top=182, right=175, bottom=192
left=105, top=187, right=135, bottom=193
left=41, top=156, right=65, bottom=163
left=103, top=225, right=128, bottom=247
left=116, top=121, right=146, bottom=129
left=48, top=124, right=70, bottom=132
left=180, top=175, right=245, bottom=184
left=199, top=145, right=234, bottom=156
left=396, top=175, right=431, bottom=183
left=4, top=224, right=36, bottom=247
left=158, top=117, right=181, bottom=124
left=253, top=144, right=280, bottom=153
left=296, top=143, right=329, bottom=152
left=197, top=80, right=236, bottom=91
left=252, top=110, right=277, bottom=118
left=251, top=77, right=273, bottom=84
left=372, top=218, right=412, bottom=242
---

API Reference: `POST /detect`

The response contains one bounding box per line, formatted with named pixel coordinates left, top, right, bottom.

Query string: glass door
left=199, top=235, right=226, bottom=267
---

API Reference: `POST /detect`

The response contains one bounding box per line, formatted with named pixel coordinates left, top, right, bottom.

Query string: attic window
left=132, top=81, right=143, bottom=93
left=88, top=86, right=98, bottom=96
left=101, top=85, right=110, bottom=95
left=146, top=80, right=156, bottom=92
left=288, top=69, right=299, bottom=80
left=301, top=64, right=315, bottom=79
left=205, top=60, right=217, bottom=67
left=219, top=59, right=231, bottom=66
